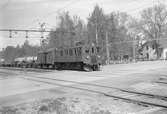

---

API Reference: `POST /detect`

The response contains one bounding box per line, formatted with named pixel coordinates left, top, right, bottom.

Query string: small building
left=161, top=48, right=167, bottom=60
left=159, top=39, right=167, bottom=60
left=139, top=41, right=157, bottom=60
left=139, top=38, right=167, bottom=60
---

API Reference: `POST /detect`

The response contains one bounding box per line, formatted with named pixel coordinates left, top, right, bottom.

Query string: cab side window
left=55, top=50, right=59, bottom=56
left=85, top=49, right=89, bottom=54
left=92, top=47, right=94, bottom=54
left=60, top=50, right=63, bottom=56
left=65, top=49, right=68, bottom=56
left=69, top=49, right=73, bottom=56
left=55, top=50, right=57, bottom=56
left=96, top=47, right=100, bottom=53
left=75, top=48, right=77, bottom=56
left=78, top=47, right=82, bottom=56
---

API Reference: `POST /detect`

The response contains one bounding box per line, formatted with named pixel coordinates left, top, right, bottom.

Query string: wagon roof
left=46, top=47, right=57, bottom=52
left=14, top=56, right=37, bottom=62
left=39, top=43, right=100, bottom=53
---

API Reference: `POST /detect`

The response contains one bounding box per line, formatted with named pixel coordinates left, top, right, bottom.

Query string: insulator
left=41, top=36, right=44, bottom=38
left=25, top=31, right=28, bottom=38
left=9, top=30, right=12, bottom=38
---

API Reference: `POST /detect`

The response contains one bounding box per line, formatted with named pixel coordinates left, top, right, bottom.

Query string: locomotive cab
left=82, top=43, right=102, bottom=71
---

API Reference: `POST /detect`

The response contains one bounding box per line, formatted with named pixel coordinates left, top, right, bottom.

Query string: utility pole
left=39, top=23, right=46, bottom=51
left=106, top=31, right=110, bottom=64
left=133, top=36, right=136, bottom=62
left=95, top=24, right=98, bottom=45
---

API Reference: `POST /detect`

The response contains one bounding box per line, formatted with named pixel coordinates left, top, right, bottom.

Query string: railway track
left=156, top=81, right=167, bottom=85
left=0, top=67, right=53, bottom=72
left=22, top=75, right=167, bottom=100
left=20, top=75, right=167, bottom=109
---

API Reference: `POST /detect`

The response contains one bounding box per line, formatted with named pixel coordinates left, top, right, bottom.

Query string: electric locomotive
left=37, top=43, right=102, bottom=71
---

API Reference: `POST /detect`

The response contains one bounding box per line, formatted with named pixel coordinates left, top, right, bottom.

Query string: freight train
left=1, top=56, right=37, bottom=68
left=1, top=43, right=102, bottom=71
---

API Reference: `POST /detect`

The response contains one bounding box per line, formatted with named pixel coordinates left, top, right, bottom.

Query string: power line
left=45, top=0, right=83, bottom=17
left=0, top=29, right=75, bottom=34
left=16, top=0, right=158, bottom=30
left=0, top=29, right=55, bottom=33
left=0, top=0, right=11, bottom=9
left=0, top=28, right=75, bottom=39
left=24, top=0, right=83, bottom=29
left=125, top=2, right=155, bottom=15
left=125, top=0, right=147, bottom=7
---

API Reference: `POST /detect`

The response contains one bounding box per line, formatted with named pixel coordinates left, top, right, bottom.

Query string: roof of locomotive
left=46, top=46, right=83, bottom=51
left=38, top=47, right=56, bottom=53
left=38, top=43, right=98, bottom=53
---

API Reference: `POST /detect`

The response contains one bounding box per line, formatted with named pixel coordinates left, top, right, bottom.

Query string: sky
left=0, top=0, right=166, bottom=50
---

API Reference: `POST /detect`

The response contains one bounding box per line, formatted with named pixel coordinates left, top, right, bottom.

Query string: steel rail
left=1, top=67, right=167, bottom=105
left=156, top=81, right=167, bottom=85
left=20, top=76, right=167, bottom=109
left=0, top=67, right=53, bottom=72
left=1, top=66, right=167, bottom=100
left=23, top=74, right=167, bottom=100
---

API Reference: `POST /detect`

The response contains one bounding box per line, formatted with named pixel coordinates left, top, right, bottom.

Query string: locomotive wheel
left=93, top=65, right=100, bottom=71
left=40, top=64, right=43, bottom=69
left=52, top=65, right=56, bottom=69
left=83, top=65, right=92, bottom=72
left=55, top=63, right=62, bottom=70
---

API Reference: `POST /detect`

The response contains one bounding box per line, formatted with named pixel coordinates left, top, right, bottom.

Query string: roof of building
left=140, top=38, right=167, bottom=49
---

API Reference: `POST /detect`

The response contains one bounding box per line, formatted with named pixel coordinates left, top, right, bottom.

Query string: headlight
left=97, top=55, right=101, bottom=58
left=86, top=56, right=90, bottom=59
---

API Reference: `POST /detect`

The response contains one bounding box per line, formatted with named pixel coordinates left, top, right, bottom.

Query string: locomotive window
left=55, top=50, right=56, bottom=55
left=69, top=49, right=73, bottom=56
left=60, top=50, right=63, bottom=56
left=55, top=50, right=58, bottom=56
left=85, top=49, right=89, bottom=53
left=65, top=49, right=68, bottom=55
left=96, top=47, right=100, bottom=53
left=78, top=47, right=82, bottom=56
left=92, top=47, right=94, bottom=53
left=75, top=48, right=77, bottom=55
left=57, top=51, right=60, bottom=56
